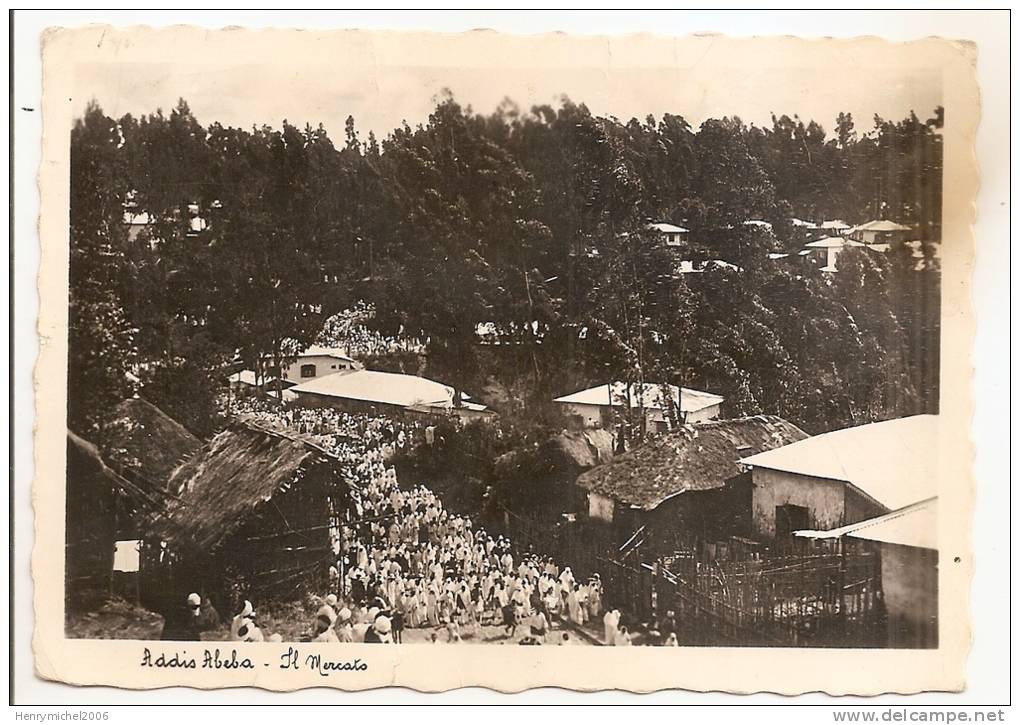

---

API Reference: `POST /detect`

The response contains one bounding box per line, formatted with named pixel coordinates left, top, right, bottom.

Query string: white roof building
left=554, top=382, right=724, bottom=416
left=646, top=222, right=690, bottom=248
left=647, top=222, right=689, bottom=234
left=805, top=236, right=867, bottom=250
left=740, top=415, right=938, bottom=511
left=291, top=370, right=488, bottom=417
left=852, top=219, right=912, bottom=233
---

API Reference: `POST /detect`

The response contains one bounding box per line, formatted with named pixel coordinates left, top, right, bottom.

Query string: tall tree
left=68, top=102, right=137, bottom=440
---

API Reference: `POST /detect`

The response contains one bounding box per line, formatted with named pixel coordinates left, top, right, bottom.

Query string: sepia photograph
left=22, top=16, right=990, bottom=698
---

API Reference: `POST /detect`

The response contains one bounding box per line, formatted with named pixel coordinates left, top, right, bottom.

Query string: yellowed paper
left=35, top=25, right=978, bottom=694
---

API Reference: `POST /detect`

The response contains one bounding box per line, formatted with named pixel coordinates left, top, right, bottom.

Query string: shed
left=151, top=421, right=352, bottom=606
left=493, top=429, right=615, bottom=513
left=795, top=497, right=938, bottom=648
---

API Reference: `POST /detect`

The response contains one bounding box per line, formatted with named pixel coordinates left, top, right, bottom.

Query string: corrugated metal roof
left=805, top=236, right=867, bottom=249
left=553, top=381, right=723, bottom=413
left=576, top=416, right=808, bottom=510
left=647, top=222, right=689, bottom=234
left=795, top=497, right=937, bottom=550
left=854, top=219, right=912, bottom=232
left=292, top=369, right=482, bottom=410
left=740, top=415, right=938, bottom=511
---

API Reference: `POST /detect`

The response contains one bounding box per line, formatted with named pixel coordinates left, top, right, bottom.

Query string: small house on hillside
left=279, top=346, right=362, bottom=384
left=795, top=497, right=938, bottom=648
left=150, top=421, right=352, bottom=608
left=291, top=369, right=493, bottom=423
left=848, top=219, right=912, bottom=246
left=646, top=222, right=690, bottom=247
left=227, top=369, right=296, bottom=395
left=804, top=236, right=871, bottom=272
left=739, top=415, right=938, bottom=540
left=66, top=431, right=166, bottom=608
left=575, top=416, right=807, bottom=551
left=554, top=381, right=724, bottom=432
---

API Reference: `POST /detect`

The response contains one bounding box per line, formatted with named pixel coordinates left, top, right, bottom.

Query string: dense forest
left=69, top=94, right=942, bottom=444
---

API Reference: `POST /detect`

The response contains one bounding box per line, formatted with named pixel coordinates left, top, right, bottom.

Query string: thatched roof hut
left=158, top=420, right=345, bottom=551
left=577, top=416, right=808, bottom=511
left=151, top=421, right=351, bottom=603
left=105, top=397, right=202, bottom=489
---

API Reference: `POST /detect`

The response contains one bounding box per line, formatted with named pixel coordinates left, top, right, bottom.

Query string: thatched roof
left=67, top=431, right=165, bottom=514
left=106, top=397, right=202, bottom=487
left=576, top=416, right=808, bottom=511
left=156, top=421, right=343, bottom=552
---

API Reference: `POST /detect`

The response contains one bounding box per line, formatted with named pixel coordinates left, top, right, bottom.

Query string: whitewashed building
left=646, top=222, right=689, bottom=247
left=739, top=415, right=937, bottom=540
left=554, top=381, right=724, bottom=432
left=291, top=369, right=492, bottom=423
left=277, top=346, right=362, bottom=384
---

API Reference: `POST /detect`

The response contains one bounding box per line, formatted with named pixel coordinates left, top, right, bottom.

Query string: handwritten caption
left=141, top=647, right=368, bottom=677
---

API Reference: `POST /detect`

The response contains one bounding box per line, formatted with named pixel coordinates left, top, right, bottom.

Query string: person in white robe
left=603, top=608, right=620, bottom=646
left=310, top=605, right=340, bottom=643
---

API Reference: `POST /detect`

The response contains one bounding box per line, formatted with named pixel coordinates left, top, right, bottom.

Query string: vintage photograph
left=32, top=24, right=979, bottom=693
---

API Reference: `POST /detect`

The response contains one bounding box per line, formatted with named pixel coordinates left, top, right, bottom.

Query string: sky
left=69, top=28, right=944, bottom=141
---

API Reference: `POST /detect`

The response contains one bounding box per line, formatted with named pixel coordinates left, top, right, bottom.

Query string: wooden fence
left=493, top=506, right=886, bottom=647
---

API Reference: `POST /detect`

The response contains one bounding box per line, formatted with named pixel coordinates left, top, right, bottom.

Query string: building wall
left=281, top=355, right=358, bottom=384
left=881, top=543, right=938, bottom=648
left=750, top=468, right=849, bottom=539
left=218, top=465, right=338, bottom=605
left=843, top=487, right=888, bottom=529
left=293, top=391, right=422, bottom=419
left=455, top=407, right=496, bottom=424
left=685, top=403, right=721, bottom=423
left=588, top=492, right=616, bottom=522
left=853, top=229, right=909, bottom=246
left=562, top=401, right=718, bottom=430
left=560, top=402, right=608, bottom=428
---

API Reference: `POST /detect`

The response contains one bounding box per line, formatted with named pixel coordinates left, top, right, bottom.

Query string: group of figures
left=162, top=396, right=683, bottom=646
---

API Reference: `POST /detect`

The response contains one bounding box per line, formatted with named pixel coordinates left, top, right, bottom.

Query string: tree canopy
left=68, top=95, right=942, bottom=439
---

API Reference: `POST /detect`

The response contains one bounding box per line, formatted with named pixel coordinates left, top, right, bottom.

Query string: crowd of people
left=328, top=469, right=609, bottom=645
left=314, top=302, right=427, bottom=359
left=230, top=396, right=423, bottom=465
left=171, top=395, right=679, bottom=646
